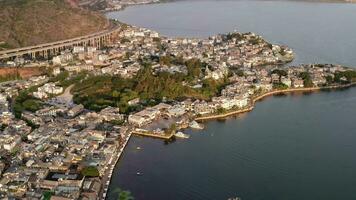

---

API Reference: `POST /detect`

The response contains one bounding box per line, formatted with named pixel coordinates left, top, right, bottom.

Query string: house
left=193, top=100, right=214, bottom=115
left=0, top=134, right=21, bottom=151
left=292, top=79, right=304, bottom=88
left=152, top=103, right=172, bottom=112
left=212, top=96, right=248, bottom=110
left=149, top=32, right=159, bottom=38
left=99, top=107, right=124, bottom=122
left=128, top=98, right=140, bottom=106
left=22, top=112, right=43, bottom=126
left=281, top=77, right=292, bottom=87
left=64, top=65, right=94, bottom=73
left=33, top=83, right=63, bottom=99
left=53, top=67, right=61, bottom=76
left=271, top=73, right=280, bottom=83
left=128, top=115, right=147, bottom=127
left=167, top=105, right=186, bottom=117
left=128, top=107, right=161, bottom=127
left=312, top=76, right=326, bottom=86
left=68, top=105, right=84, bottom=118
left=73, top=46, right=85, bottom=54
left=52, top=53, right=73, bottom=65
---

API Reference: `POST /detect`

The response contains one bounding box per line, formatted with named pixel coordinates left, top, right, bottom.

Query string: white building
left=73, top=46, right=85, bottom=53
left=32, top=83, right=62, bottom=99
left=281, top=77, right=292, bottom=87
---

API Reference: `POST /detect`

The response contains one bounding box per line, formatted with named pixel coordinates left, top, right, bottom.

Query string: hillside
left=0, top=0, right=110, bottom=50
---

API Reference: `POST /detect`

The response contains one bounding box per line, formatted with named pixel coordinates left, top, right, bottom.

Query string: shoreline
left=104, top=0, right=355, bottom=14
left=195, top=83, right=356, bottom=121
left=101, top=1, right=356, bottom=198
left=100, top=131, right=132, bottom=200
left=102, top=83, right=356, bottom=200
left=132, top=130, right=174, bottom=139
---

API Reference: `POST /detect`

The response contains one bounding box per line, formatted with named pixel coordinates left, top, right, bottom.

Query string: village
left=1, top=24, right=355, bottom=200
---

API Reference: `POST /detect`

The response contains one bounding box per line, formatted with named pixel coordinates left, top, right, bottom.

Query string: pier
left=132, top=130, right=174, bottom=140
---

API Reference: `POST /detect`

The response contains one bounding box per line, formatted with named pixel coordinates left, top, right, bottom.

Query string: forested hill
left=0, top=0, right=109, bottom=50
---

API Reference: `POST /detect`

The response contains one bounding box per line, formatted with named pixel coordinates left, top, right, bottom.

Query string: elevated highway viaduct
left=0, top=26, right=121, bottom=61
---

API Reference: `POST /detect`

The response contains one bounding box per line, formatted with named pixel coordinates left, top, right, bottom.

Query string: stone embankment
left=195, top=83, right=356, bottom=121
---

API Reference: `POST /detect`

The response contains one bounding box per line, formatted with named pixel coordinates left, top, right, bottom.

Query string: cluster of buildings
left=128, top=102, right=188, bottom=128
left=0, top=23, right=354, bottom=199
left=0, top=95, right=128, bottom=199
left=104, top=0, right=161, bottom=11
left=33, top=83, right=63, bottom=99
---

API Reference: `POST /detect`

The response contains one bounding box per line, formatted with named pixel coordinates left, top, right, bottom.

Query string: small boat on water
left=136, top=146, right=142, bottom=150
left=174, top=131, right=190, bottom=139
left=136, top=172, right=143, bottom=176
left=189, top=121, right=204, bottom=129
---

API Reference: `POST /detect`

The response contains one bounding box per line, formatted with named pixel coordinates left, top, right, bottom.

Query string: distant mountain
left=0, top=0, right=109, bottom=50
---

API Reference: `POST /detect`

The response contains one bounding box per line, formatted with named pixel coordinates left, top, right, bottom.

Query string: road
left=56, top=84, right=74, bottom=105
left=99, top=129, right=132, bottom=200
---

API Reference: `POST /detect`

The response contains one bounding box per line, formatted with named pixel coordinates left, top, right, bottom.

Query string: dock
left=132, top=130, right=174, bottom=140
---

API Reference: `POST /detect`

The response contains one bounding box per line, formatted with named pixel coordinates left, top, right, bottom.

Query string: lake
left=106, top=1, right=356, bottom=200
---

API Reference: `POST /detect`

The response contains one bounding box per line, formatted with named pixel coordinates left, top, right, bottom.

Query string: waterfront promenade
left=195, top=83, right=356, bottom=121
left=100, top=131, right=132, bottom=200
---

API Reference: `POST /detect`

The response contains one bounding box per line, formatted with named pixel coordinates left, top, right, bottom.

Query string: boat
left=136, top=172, right=143, bottom=176
left=189, top=121, right=204, bottom=129
left=136, top=146, right=142, bottom=150
left=174, top=131, right=190, bottom=139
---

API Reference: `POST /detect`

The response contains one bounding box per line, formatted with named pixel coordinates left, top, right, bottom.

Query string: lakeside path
left=56, top=84, right=74, bottom=104
left=195, top=83, right=356, bottom=121
left=100, top=131, right=132, bottom=200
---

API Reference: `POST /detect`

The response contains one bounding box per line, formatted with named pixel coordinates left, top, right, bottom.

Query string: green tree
left=325, top=75, right=333, bottom=84
left=159, top=55, right=172, bottom=66
left=236, top=70, right=244, bottom=77
left=114, top=188, right=134, bottom=200
left=273, top=82, right=288, bottom=90
left=272, top=69, right=287, bottom=77
left=81, top=166, right=100, bottom=177
left=22, top=99, right=41, bottom=112
left=299, top=72, right=313, bottom=87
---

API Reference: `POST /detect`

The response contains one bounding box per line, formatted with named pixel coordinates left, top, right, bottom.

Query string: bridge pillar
left=97, top=38, right=101, bottom=48
left=103, top=35, right=107, bottom=45
left=31, top=52, right=36, bottom=59
left=43, top=50, right=48, bottom=59
left=103, top=36, right=107, bottom=45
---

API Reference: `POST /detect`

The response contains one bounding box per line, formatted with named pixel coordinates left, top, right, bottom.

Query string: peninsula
left=1, top=9, right=356, bottom=200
